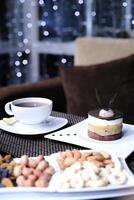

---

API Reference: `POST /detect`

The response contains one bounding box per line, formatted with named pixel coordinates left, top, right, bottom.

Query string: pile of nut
left=56, top=150, right=127, bottom=189
left=13, top=155, right=55, bottom=187
left=0, top=150, right=128, bottom=189
left=0, top=154, right=17, bottom=187
left=56, top=161, right=127, bottom=189
left=56, top=149, right=114, bottom=169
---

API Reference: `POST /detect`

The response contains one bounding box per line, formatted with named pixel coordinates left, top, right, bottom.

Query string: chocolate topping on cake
left=88, top=109, right=123, bottom=120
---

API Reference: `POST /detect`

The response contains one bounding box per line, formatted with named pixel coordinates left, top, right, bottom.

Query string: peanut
left=57, top=149, right=114, bottom=169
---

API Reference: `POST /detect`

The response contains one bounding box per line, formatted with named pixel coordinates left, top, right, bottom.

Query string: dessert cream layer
left=88, top=115, right=123, bottom=136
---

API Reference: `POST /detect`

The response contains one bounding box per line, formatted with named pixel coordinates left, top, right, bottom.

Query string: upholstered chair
left=60, top=37, right=134, bottom=123
left=74, top=37, right=134, bottom=66
left=0, top=36, right=134, bottom=122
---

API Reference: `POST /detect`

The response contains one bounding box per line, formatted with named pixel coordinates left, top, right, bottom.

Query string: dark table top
left=0, top=111, right=133, bottom=199
left=0, top=111, right=133, bottom=173
left=0, top=111, right=86, bottom=157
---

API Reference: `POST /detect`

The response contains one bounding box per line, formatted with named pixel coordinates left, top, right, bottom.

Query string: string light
left=43, top=12, right=49, bottom=17
left=17, top=52, right=22, bottom=57
left=39, top=0, right=44, bottom=5
left=91, top=11, right=96, bottom=17
left=17, top=31, right=23, bottom=36
left=16, top=72, right=22, bottom=77
left=18, top=42, right=23, bottom=47
left=22, top=60, right=28, bottom=65
left=23, top=38, right=29, bottom=44
left=53, top=5, right=58, bottom=10
left=40, top=21, right=46, bottom=26
left=61, top=58, right=67, bottom=64
left=25, top=49, right=30, bottom=54
left=1, top=0, right=134, bottom=84
left=26, top=13, right=32, bottom=18
left=31, top=1, right=36, bottom=6
left=78, top=0, right=83, bottom=4
left=122, top=2, right=127, bottom=7
left=19, top=0, right=25, bottom=3
left=15, top=61, right=20, bottom=66
left=43, top=30, right=49, bottom=36
left=27, top=23, right=32, bottom=28
left=74, top=11, right=80, bottom=16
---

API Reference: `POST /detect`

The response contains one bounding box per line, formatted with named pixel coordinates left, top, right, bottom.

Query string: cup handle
left=5, top=102, right=14, bottom=116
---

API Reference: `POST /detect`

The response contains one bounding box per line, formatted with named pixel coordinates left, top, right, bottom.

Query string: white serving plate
left=48, top=151, right=134, bottom=192
left=0, top=150, right=134, bottom=199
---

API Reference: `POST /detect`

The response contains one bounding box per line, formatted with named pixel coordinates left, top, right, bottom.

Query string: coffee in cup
left=5, top=97, right=53, bottom=124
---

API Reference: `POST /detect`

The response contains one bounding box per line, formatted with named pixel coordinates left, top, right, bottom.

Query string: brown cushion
left=60, top=54, right=134, bottom=124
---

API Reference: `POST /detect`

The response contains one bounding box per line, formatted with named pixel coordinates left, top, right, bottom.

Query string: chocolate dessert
left=88, top=108, right=123, bottom=141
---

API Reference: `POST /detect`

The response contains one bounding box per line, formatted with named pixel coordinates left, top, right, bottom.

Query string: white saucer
left=0, top=116, right=68, bottom=135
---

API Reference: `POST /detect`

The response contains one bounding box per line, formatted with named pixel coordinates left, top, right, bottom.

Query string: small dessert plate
left=0, top=116, right=68, bottom=135
left=45, top=119, right=134, bottom=159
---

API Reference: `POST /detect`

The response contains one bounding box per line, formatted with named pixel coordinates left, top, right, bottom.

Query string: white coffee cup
left=5, top=97, right=53, bottom=125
